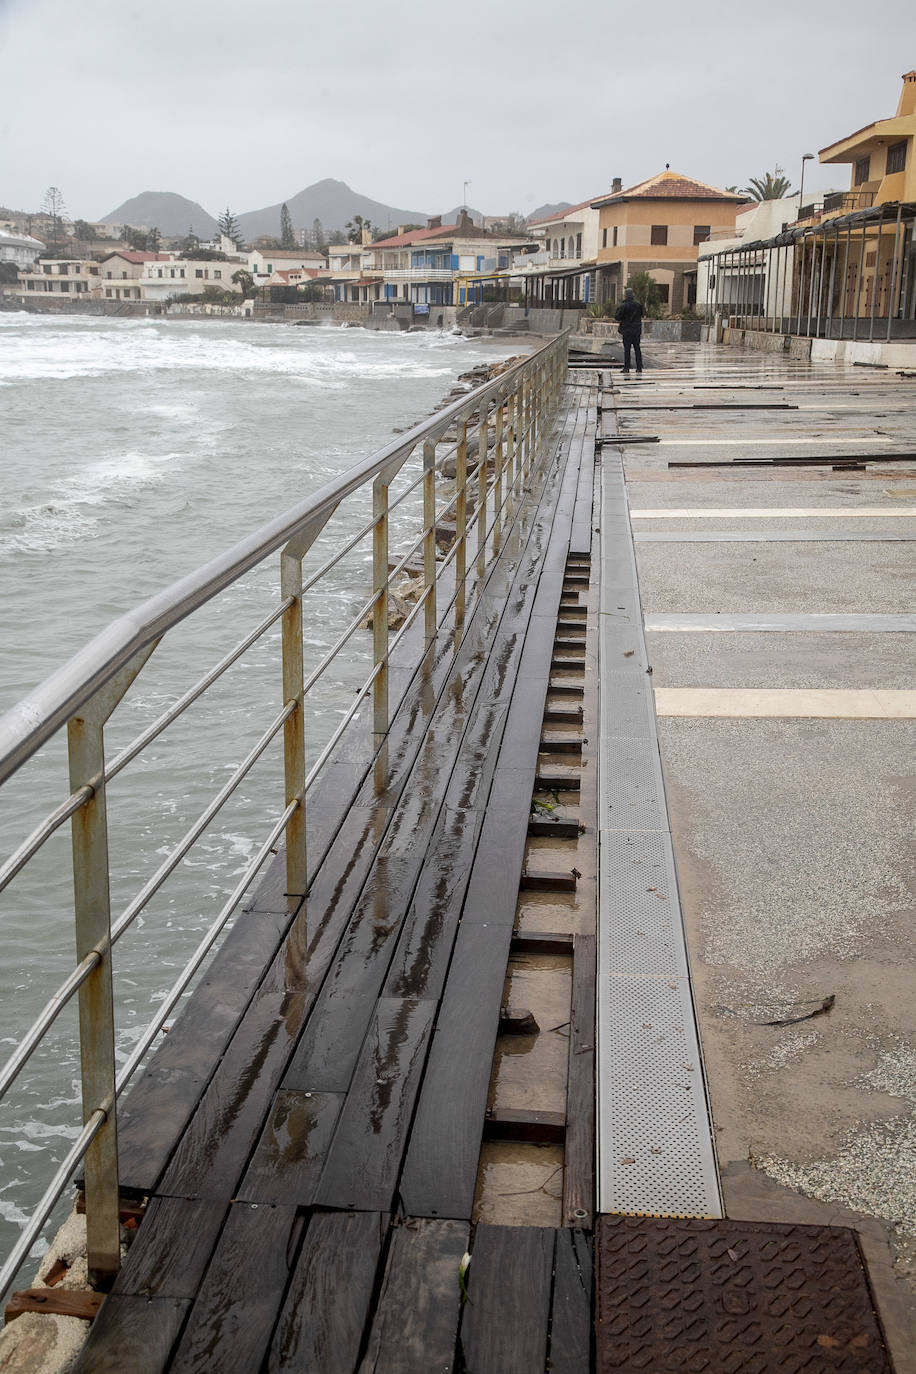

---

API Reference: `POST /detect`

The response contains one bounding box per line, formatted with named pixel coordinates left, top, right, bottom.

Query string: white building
left=246, top=247, right=327, bottom=285
left=696, top=197, right=800, bottom=321
left=136, top=257, right=244, bottom=303
left=0, top=231, right=45, bottom=270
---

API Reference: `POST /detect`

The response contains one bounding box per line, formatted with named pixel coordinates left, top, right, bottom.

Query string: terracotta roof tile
left=592, top=170, right=745, bottom=206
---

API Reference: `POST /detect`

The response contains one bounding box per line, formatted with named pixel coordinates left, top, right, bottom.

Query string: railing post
left=372, top=473, right=390, bottom=745
left=492, top=397, right=505, bottom=554
left=280, top=550, right=307, bottom=901
left=475, top=407, right=488, bottom=586
left=67, top=646, right=154, bottom=1288
left=423, top=439, right=437, bottom=648
left=455, top=420, right=468, bottom=632
left=507, top=392, right=517, bottom=512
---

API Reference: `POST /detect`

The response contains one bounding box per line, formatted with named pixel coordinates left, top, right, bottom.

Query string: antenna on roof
left=665, top=162, right=670, bottom=170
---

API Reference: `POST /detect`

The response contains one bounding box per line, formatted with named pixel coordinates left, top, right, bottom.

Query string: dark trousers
left=622, top=332, right=643, bottom=371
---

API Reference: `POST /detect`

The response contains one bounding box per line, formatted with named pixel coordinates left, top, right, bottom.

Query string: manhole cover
left=595, top=1215, right=893, bottom=1372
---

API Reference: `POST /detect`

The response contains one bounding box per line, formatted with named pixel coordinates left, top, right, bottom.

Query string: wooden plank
left=116, top=907, right=295, bottom=1193
left=483, top=1108, right=566, bottom=1144
left=563, top=934, right=596, bottom=1228
left=111, top=1196, right=228, bottom=1299
left=519, top=870, right=577, bottom=893
left=527, top=817, right=580, bottom=839
left=315, top=997, right=435, bottom=1212
left=168, top=1202, right=300, bottom=1374
left=236, top=1089, right=343, bottom=1205
left=358, top=1219, right=469, bottom=1373
left=511, top=931, right=574, bottom=957
left=534, top=771, right=581, bottom=791
left=73, top=1295, right=190, bottom=1374
left=459, top=1225, right=554, bottom=1374
left=398, top=923, right=514, bottom=1219
left=267, top=1211, right=385, bottom=1374
left=548, top=1229, right=593, bottom=1374
left=5, top=1288, right=103, bottom=1323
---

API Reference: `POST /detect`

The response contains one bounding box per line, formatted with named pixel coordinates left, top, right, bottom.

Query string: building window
left=655, top=283, right=670, bottom=303
left=105, top=288, right=112, bottom=297
left=612, top=226, right=618, bottom=247
left=158, top=269, right=163, bottom=278
left=195, top=269, right=204, bottom=278
left=693, top=225, right=711, bottom=245
left=576, top=232, right=582, bottom=256
left=214, top=270, right=221, bottom=279
left=602, top=228, right=608, bottom=248
left=650, top=225, right=668, bottom=245
left=854, top=155, right=871, bottom=184
left=886, top=140, right=907, bottom=175
left=180, top=269, right=185, bottom=278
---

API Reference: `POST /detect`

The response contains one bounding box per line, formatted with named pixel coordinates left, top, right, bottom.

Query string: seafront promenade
left=0, top=336, right=913, bottom=1371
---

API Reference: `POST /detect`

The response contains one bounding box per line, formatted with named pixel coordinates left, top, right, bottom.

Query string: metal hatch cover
left=595, top=1215, right=894, bottom=1374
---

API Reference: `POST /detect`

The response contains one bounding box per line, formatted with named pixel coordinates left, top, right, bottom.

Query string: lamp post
left=798, top=153, right=814, bottom=219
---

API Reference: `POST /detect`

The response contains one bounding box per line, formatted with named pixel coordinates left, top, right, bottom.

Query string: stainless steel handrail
left=0, top=332, right=568, bottom=1297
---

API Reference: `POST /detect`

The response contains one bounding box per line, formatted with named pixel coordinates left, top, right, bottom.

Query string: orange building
left=592, top=170, right=745, bottom=314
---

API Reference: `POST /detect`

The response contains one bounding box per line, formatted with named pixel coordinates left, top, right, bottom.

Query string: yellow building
left=819, top=70, right=916, bottom=212
left=592, top=169, right=744, bottom=314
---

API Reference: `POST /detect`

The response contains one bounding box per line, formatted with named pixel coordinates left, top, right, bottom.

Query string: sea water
left=0, top=311, right=520, bottom=1265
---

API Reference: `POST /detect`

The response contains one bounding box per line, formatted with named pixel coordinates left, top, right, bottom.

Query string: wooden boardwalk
left=74, top=376, right=601, bottom=1372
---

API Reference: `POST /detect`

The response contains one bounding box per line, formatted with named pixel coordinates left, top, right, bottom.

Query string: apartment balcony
left=821, top=189, right=877, bottom=215
left=381, top=268, right=456, bottom=282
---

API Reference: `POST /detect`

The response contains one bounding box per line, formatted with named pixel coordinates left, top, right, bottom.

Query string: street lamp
left=798, top=153, right=815, bottom=219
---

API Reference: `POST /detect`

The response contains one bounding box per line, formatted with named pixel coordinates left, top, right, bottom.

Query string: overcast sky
left=1, top=0, right=912, bottom=221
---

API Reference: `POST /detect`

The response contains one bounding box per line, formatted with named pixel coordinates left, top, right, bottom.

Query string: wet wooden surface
left=77, top=375, right=600, bottom=1372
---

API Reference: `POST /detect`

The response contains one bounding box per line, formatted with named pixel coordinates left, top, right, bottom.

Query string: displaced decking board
left=75, top=374, right=600, bottom=1373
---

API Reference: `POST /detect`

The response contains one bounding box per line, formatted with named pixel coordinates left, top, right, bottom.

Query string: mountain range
left=102, top=181, right=573, bottom=239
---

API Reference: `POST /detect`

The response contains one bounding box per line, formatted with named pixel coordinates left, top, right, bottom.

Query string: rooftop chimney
left=427, top=215, right=442, bottom=230
left=456, top=210, right=474, bottom=235
left=361, top=228, right=371, bottom=246
left=898, top=70, right=916, bottom=118
left=612, top=177, right=622, bottom=194
left=396, top=225, right=406, bottom=236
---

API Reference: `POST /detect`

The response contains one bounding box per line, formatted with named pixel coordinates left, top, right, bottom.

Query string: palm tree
left=741, top=166, right=794, bottom=201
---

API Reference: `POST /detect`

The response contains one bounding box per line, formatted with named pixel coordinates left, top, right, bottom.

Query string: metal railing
left=0, top=333, right=568, bottom=1295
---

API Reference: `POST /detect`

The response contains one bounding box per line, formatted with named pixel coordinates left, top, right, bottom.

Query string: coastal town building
left=12, top=258, right=101, bottom=300
left=700, top=70, right=916, bottom=347
left=0, top=230, right=44, bottom=271
left=592, top=169, right=745, bottom=313
left=98, top=250, right=172, bottom=300
left=245, top=247, right=326, bottom=284
left=695, top=197, right=800, bottom=322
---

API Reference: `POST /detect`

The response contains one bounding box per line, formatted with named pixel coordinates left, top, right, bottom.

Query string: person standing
left=615, top=286, right=644, bottom=374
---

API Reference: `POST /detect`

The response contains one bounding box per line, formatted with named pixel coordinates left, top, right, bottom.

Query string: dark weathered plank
left=511, top=931, right=574, bottom=956
left=459, top=1225, right=554, bottom=1374
left=548, top=1229, right=593, bottom=1374
left=563, top=934, right=596, bottom=1228
left=112, top=1196, right=228, bottom=1299
left=73, top=1295, right=190, bottom=1374
left=359, top=1219, right=469, bottom=1373
left=116, top=907, right=296, bottom=1192
left=169, top=1202, right=300, bottom=1374
left=236, top=1089, right=344, bottom=1205
left=483, top=1108, right=566, bottom=1144
left=398, top=922, right=515, bottom=1220
left=315, top=998, right=436, bottom=1212
left=519, top=870, right=577, bottom=892
left=267, top=1211, right=385, bottom=1374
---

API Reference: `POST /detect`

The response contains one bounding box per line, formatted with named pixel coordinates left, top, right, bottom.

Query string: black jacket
left=614, top=297, right=644, bottom=334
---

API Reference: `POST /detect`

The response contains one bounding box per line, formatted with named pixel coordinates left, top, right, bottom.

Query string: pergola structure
left=701, top=201, right=916, bottom=340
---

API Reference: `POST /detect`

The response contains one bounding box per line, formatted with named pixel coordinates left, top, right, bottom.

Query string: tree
left=231, top=268, right=256, bottom=299
left=311, top=218, right=326, bottom=253
left=345, top=214, right=374, bottom=244
left=624, top=270, right=665, bottom=318
left=147, top=226, right=161, bottom=253
left=741, top=166, right=794, bottom=201
left=280, top=202, right=295, bottom=248
left=41, top=186, right=67, bottom=251
left=217, top=207, right=244, bottom=249
left=327, top=228, right=346, bottom=246
left=182, top=226, right=200, bottom=254
left=0, top=262, right=18, bottom=284
left=72, top=219, right=95, bottom=242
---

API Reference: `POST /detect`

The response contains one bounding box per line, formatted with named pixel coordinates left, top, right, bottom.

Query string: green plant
left=586, top=302, right=604, bottom=317
left=626, top=270, right=665, bottom=318
left=680, top=306, right=701, bottom=321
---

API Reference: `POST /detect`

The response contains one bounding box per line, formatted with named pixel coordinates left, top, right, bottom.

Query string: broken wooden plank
left=511, top=931, right=574, bottom=957
left=519, top=869, right=578, bottom=893
left=563, top=934, right=596, bottom=1228
left=5, top=1288, right=103, bottom=1324
left=548, top=1229, right=593, bottom=1374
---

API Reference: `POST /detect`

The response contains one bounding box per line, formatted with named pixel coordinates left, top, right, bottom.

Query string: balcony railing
left=822, top=190, right=877, bottom=214
left=0, top=334, right=568, bottom=1298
